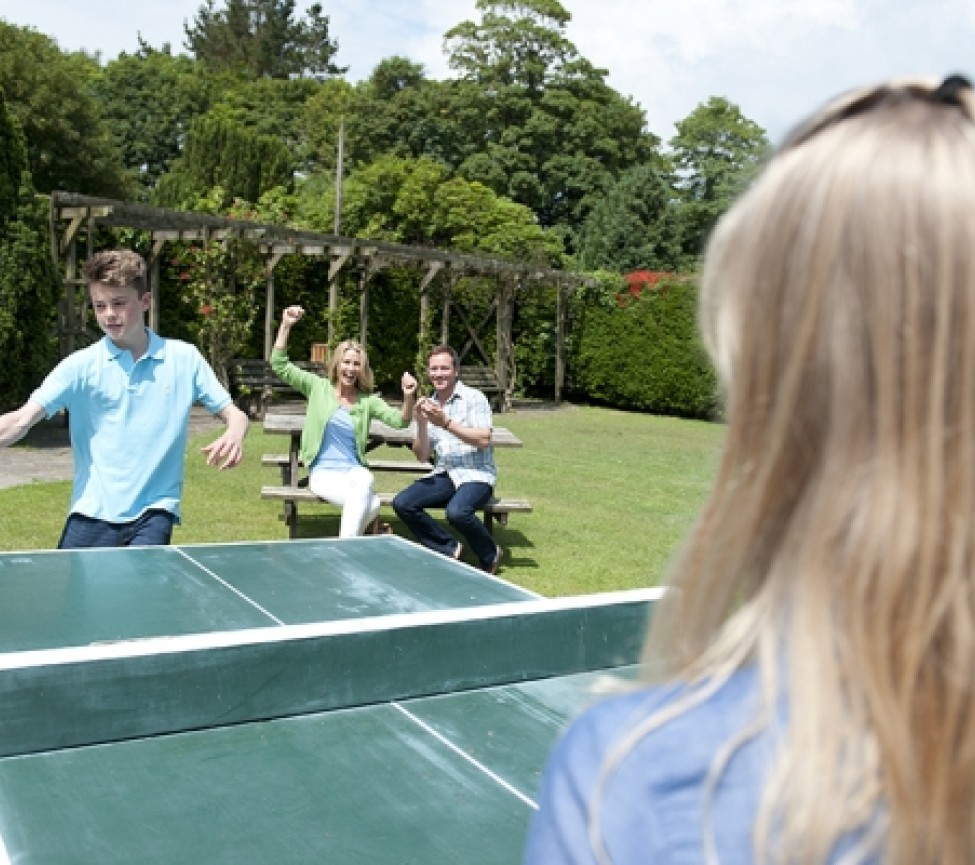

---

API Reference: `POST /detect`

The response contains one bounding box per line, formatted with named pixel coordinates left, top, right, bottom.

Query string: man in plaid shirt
left=392, top=345, right=503, bottom=573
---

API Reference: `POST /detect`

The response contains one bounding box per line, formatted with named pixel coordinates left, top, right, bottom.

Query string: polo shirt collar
left=102, top=328, right=163, bottom=362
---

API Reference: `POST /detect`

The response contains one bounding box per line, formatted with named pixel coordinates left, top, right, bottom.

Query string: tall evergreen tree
left=577, top=163, right=683, bottom=272
left=153, top=114, right=294, bottom=208
left=184, top=0, right=345, bottom=79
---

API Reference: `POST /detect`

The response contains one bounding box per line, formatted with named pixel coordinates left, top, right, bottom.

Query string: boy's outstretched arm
left=200, top=404, right=249, bottom=469
left=0, top=401, right=46, bottom=449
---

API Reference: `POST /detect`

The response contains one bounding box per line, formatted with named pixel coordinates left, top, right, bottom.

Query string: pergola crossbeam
left=49, top=193, right=594, bottom=406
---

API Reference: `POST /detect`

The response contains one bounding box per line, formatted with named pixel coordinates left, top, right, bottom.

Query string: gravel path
left=0, top=398, right=563, bottom=491
left=0, top=408, right=223, bottom=491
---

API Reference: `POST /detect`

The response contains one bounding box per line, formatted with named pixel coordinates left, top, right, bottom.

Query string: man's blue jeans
left=58, top=510, right=176, bottom=549
left=392, top=473, right=497, bottom=568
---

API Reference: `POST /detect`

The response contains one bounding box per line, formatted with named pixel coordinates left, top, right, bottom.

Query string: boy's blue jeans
left=57, top=509, right=176, bottom=549
left=392, top=473, right=497, bottom=567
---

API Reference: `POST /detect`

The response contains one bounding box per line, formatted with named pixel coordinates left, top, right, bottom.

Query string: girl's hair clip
left=932, top=74, right=973, bottom=106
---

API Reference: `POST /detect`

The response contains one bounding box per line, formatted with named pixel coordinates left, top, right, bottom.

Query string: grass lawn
left=0, top=405, right=724, bottom=597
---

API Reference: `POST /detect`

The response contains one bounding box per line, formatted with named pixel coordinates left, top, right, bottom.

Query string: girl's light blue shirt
left=524, top=667, right=772, bottom=865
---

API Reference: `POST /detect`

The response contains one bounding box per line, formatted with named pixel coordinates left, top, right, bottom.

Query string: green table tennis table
left=0, top=536, right=662, bottom=864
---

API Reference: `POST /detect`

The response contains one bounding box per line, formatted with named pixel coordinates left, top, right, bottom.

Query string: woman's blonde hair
left=326, top=339, right=374, bottom=391
left=600, top=77, right=975, bottom=865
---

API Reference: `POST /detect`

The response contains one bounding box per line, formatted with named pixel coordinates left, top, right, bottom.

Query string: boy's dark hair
left=82, top=249, right=148, bottom=295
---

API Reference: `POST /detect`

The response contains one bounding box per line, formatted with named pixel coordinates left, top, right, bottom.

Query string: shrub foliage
left=568, top=273, right=718, bottom=419
left=0, top=88, right=58, bottom=412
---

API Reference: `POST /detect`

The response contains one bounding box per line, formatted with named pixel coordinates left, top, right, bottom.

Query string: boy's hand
left=201, top=431, right=244, bottom=469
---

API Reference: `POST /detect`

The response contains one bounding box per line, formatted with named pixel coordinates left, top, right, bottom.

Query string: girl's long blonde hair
left=600, top=78, right=975, bottom=865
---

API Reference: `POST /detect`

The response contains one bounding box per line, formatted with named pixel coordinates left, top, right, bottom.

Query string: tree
left=445, top=0, right=574, bottom=94
left=670, top=97, right=770, bottom=259
left=92, top=44, right=215, bottom=197
left=441, top=0, right=658, bottom=247
left=577, top=162, right=683, bottom=272
left=0, top=88, right=59, bottom=410
left=0, top=22, right=129, bottom=196
left=298, top=63, right=484, bottom=180
left=296, top=153, right=560, bottom=262
left=299, top=76, right=356, bottom=176
left=184, top=0, right=345, bottom=79
left=207, top=75, right=322, bottom=171
left=153, top=114, right=294, bottom=209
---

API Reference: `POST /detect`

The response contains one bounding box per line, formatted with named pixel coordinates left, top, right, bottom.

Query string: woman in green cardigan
left=271, top=305, right=418, bottom=536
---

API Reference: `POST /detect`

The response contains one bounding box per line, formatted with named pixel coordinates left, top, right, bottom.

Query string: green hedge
left=568, top=275, right=719, bottom=419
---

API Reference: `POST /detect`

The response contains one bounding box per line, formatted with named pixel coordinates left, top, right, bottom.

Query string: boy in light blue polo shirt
left=0, top=249, right=249, bottom=548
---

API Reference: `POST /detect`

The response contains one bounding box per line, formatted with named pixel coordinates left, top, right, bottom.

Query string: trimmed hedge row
left=567, top=275, right=719, bottom=420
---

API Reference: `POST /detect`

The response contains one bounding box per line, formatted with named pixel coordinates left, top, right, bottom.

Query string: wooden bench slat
left=261, top=455, right=434, bottom=473
left=459, top=365, right=504, bottom=411
left=368, top=460, right=434, bottom=473
left=261, top=454, right=294, bottom=466
left=261, top=486, right=531, bottom=512
left=459, top=365, right=500, bottom=391
left=260, top=484, right=531, bottom=539
left=231, top=358, right=327, bottom=420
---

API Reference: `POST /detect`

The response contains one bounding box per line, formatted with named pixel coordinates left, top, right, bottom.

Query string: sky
left=1, top=0, right=972, bottom=145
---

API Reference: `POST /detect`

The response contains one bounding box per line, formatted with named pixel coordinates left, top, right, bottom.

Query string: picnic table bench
left=260, top=413, right=531, bottom=539
left=260, top=486, right=533, bottom=538
left=459, top=365, right=504, bottom=411
left=230, top=358, right=328, bottom=419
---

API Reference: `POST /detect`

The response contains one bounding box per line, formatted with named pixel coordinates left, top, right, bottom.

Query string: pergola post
left=356, top=250, right=388, bottom=347
left=497, top=277, right=516, bottom=411
left=441, top=273, right=456, bottom=346
left=417, top=260, right=444, bottom=363
left=555, top=280, right=568, bottom=405
left=327, top=244, right=353, bottom=346
left=147, top=236, right=166, bottom=333
left=63, top=241, right=78, bottom=358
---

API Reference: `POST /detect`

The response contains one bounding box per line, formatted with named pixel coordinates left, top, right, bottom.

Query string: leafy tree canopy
left=577, top=162, right=684, bottom=273
left=184, top=0, right=346, bottom=80
left=153, top=113, right=293, bottom=208
left=0, top=22, right=130, bottom=196
left=0, top=86, right=59, bottom=409
left=0, top=79, right=28, bottom=221
left=441, top=0, right=658, bottom=245
left=299, top=77, right=357, bottom=175
left=208, top=75, right=322, bottom=170
left=295, top=153, right=560, bottom=263
left=93, top=44, right=215, bottom=197
left=445, top=0, right=576, bottom=93
left=669, top=96, right=771, bottom=257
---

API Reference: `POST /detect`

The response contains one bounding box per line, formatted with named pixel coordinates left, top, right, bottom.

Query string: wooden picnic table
left=260, top=412, right=529, bottom=539
left=262, top=412, right=523, bottom=486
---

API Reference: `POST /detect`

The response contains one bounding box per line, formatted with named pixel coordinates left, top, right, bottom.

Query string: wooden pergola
left=49, top=193, right=591, bottom=407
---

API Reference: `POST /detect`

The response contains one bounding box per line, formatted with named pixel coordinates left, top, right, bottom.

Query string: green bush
left=512, top=283, right=559, bottom=398
left=364, top=269, right=422, bottom=393
left=568, top=274, right=719, bottom=419
left=0, top=88, right=58, bottom=412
